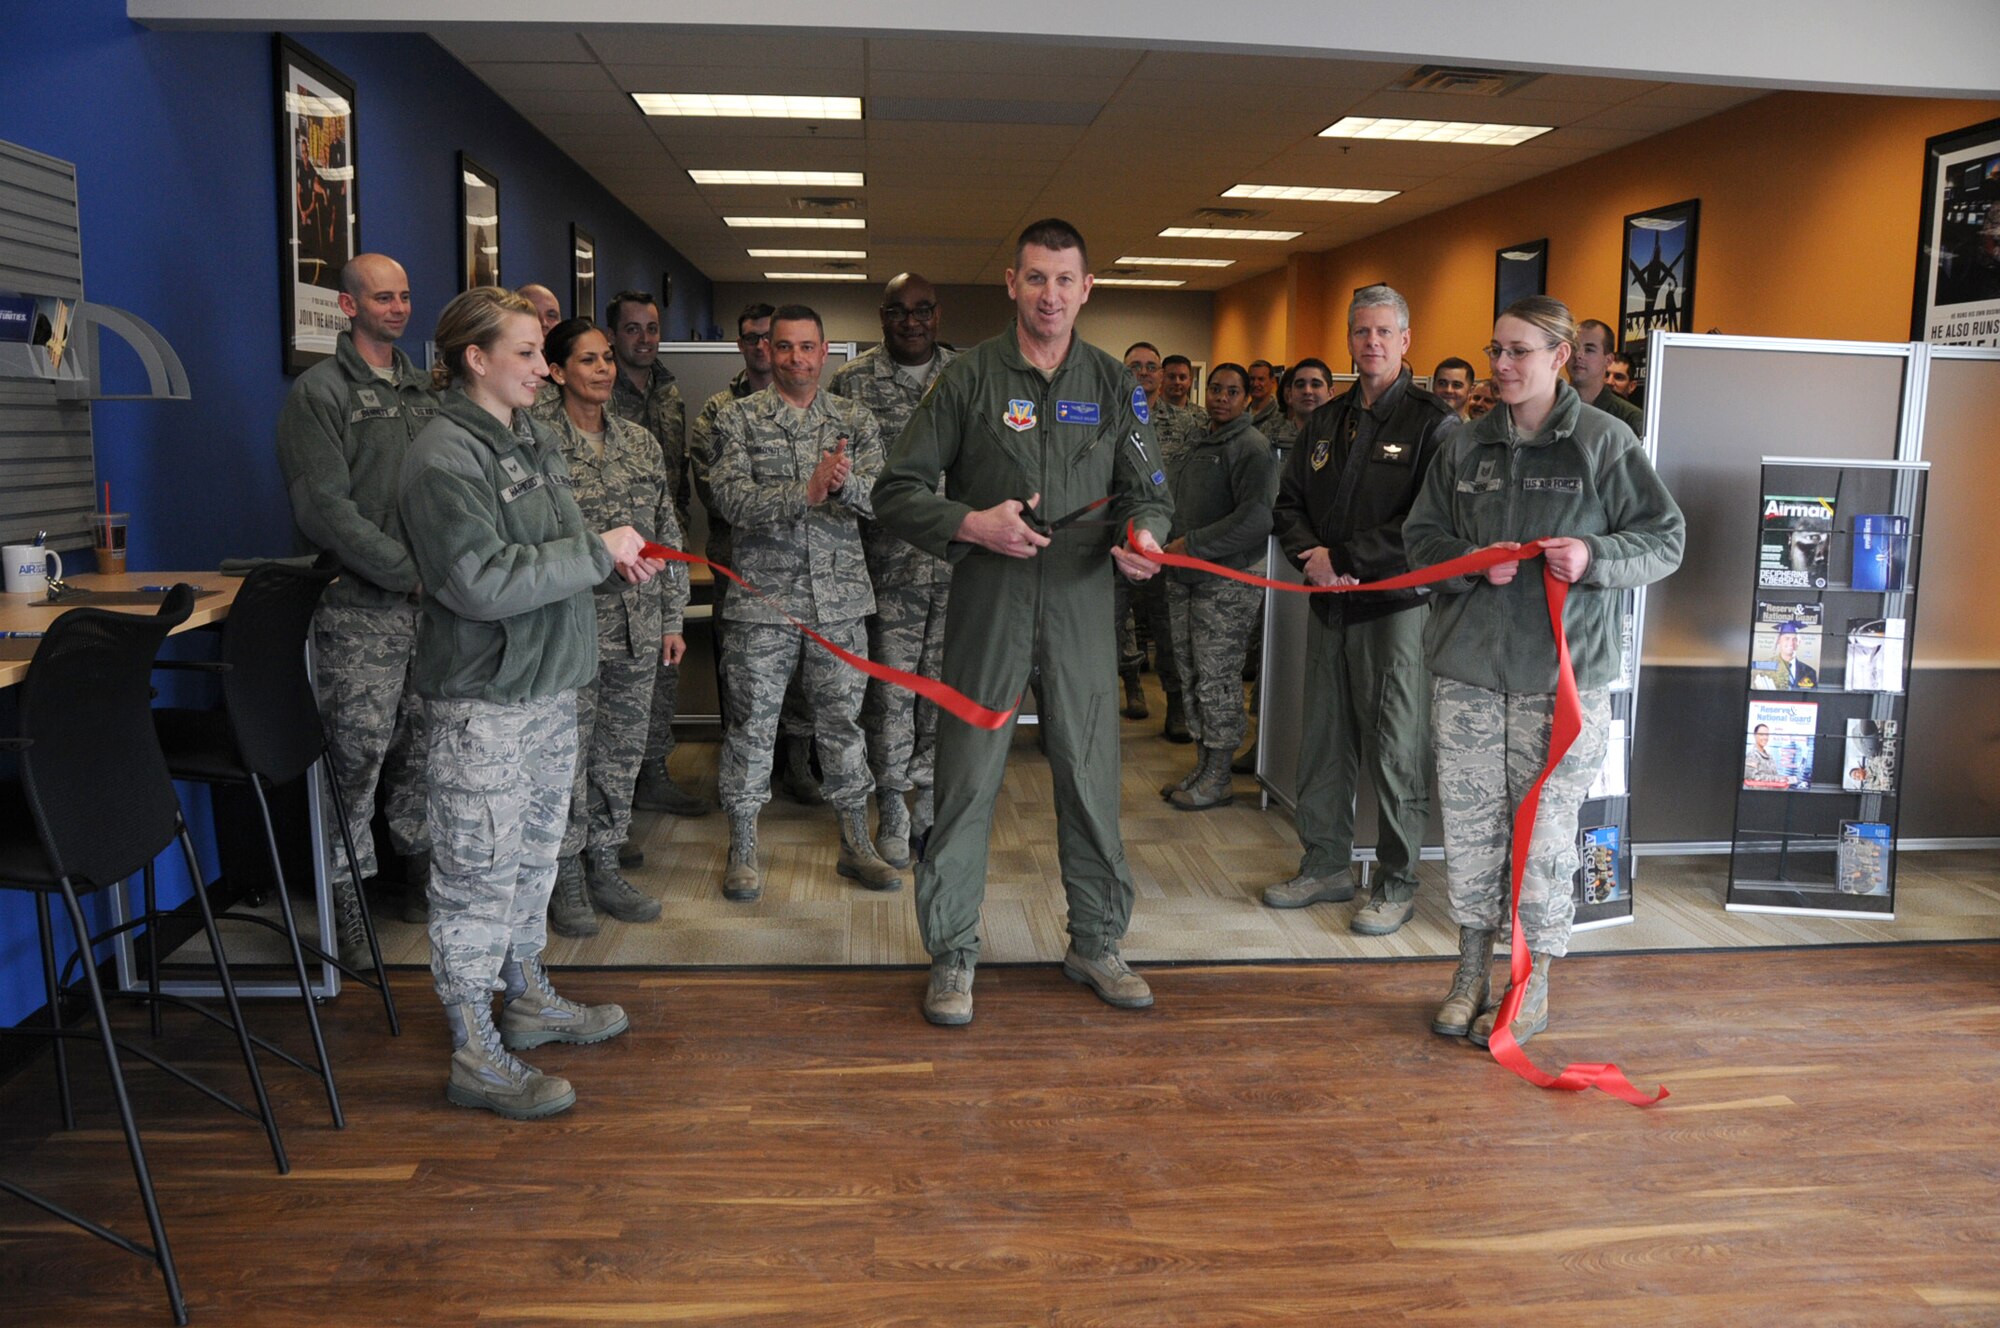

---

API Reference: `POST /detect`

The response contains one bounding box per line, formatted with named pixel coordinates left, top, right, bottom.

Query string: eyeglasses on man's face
left=882, top=303, right=938, bottom=323
left=738, top=330, right=772, bottom=345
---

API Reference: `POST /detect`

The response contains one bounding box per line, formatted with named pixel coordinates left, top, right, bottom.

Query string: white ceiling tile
left=582, top=29, right=865, bottom=68
left=435, top=29, right=595, bottom=63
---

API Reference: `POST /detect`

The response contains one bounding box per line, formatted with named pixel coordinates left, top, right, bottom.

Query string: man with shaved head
left=276, top=252, right=439, bottom=968
left=518, top=283, right=563, bottom=334
left=828, top=273, right=958, bottom=866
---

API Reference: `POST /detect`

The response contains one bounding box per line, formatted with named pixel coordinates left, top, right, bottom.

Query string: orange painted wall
left=1212, top=265, right=1289, bottom=366
left=1214, top=92, right=2000, bottom=370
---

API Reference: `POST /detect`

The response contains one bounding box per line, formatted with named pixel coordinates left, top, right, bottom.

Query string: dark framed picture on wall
left=459, top=153, right=501, bottom=291
left=274, top=35, right=358, bottom=375
left=571, top=225, right=596, bottom=321
left=1618, top=198, right=1699, bottom=382
left=658, top=270, right=675, bottom=330
left=1910, top=114, right=2000, bottom=346
left=1494, top=239, right=1548, bottom=317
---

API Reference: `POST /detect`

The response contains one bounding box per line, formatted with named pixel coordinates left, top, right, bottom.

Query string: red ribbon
left=637, top=541, right=1016, bottom=730
left=1129, top=523, right=1668, bottom=1107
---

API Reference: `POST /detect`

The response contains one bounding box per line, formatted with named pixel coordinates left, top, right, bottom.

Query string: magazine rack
left=1571, top=583, right=1642, bottom=931
left=1726, top=457, right=1927, bottom=917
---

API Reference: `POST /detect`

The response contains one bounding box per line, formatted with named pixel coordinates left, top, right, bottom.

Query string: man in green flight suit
left=874, top=218, right=1174, bottom=1026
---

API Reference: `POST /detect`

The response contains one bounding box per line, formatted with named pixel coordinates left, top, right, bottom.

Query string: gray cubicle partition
left=1899, top=347, right=2000, bottom=841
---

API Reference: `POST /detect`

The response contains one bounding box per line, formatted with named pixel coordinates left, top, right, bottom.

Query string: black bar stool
left=0, top=584, right=289, bottom=1325
left=150, top=558, right=405, bottom=1132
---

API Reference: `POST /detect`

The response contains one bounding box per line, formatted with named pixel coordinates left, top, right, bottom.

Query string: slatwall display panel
left=0, top=140, right=95, bottom=545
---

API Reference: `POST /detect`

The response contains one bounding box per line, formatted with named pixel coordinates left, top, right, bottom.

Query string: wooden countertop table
left=0, top=571, right=240, bottom=688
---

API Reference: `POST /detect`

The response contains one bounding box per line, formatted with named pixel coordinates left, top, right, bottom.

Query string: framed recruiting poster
left=274, top=35, right=357, bottom=375
left=1494, top=238, right=1548, bottom=318
left=572, top=225, right=596, bottom=321
left=460, top=153, right=501, bottom=291
left=1910, top=115, right=2000, bottom=345
left=1618, top=199, right=1699, bottom=383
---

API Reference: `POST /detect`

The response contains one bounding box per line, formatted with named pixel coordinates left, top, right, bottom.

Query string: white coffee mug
left=3, top=545, right=62, bottom=596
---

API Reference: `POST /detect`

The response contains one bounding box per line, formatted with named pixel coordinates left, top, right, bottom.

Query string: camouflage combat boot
left=547, top=854, right=598, bottom=939
left=330, top=874, right=372, bottom=972
left=586, top=847, right=662, bottom=923
left=1431, top=927, right=1496, bottom=1037
left=617, top=841, right=645, bottom=869
left=633, top=757, right=711, bottom=817
left=499, top=953, right=630, bottom=1050
left=1161, top=690, right=1192, bottom=744
left=875, top=790, right=913, bottom=869
left=723, top=813, right=761, bottom=902
left=1160, top=755, right=1202, bottom=799
left=776, top=736, right=824, bottom=805
left=399, top=850, right=432, bottom=924
left=1120, top=667, right=1150, bottom=720
left=837, top=806, right=903, bottom=892
left=444, top=999, right=575, bottom=1120
left=1470, top=951, right=1554, bottom=1049
left=1168, top=746, right=1235, bottom=811
left=910, top=785, right=936, bottom=863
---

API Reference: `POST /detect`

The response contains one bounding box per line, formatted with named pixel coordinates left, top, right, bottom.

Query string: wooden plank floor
left=5, top=945, right=2000, bottom=1325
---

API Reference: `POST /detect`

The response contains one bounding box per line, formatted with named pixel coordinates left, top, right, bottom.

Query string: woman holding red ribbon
left=400, top=287, right=664, bottom=1119
left=1403, top=295, right=1684, bottom=1050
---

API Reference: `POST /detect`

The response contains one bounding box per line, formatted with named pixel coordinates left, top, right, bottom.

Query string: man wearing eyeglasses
left=827, top=275, right=959, bottom=867
left=1265, top=284, right=1455, bottom=939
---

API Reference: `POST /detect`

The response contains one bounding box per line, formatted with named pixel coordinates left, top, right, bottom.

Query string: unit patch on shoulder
left=1310, top=438, right=1330, bottom=472
left=1003, top=399, right=1037, bottom=432
left=1055, top=399, right=1101, bottom=425
left=1131, top=384, right=1150, bottom=424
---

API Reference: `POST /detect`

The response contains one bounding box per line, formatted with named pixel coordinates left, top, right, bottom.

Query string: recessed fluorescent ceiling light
left=746, top=248, right=867, bottom=259
left=1115, top=256, right=1235, bottom=268
left=724, top=216, right=866, bottom=229
left=1223, top=184, right=1399, bottom=204
left=765, top=271, right=869, bottom=281
left=1319, top=116, right=1551, bottom=145
left=1159, top=226, right=1302, bottom=242
left=1094, top=278, right=1185, bottom=288
left=691, top=170, right=864, bottom=187
left=633, top=93, right=862, bottom=120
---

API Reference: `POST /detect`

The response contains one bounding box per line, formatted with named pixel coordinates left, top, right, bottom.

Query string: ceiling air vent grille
left=788, top=195, right=863, bottom=213
left=1394, top=66, right=1542, bottom=97
left=1190, top=207, right=1264, bottom=223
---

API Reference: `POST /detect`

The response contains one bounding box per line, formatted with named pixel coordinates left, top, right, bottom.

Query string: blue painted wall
left=0, top=3, right=713, bottom=1027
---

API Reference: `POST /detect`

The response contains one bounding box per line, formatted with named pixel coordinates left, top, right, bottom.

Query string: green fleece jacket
left=274, top=332, right=439, bottom=609
left=1403, top=382, right=1684, bottom=693
left=1163, top=413, right=1278, bottom=582
left=398, top=390, right=616, bottom=704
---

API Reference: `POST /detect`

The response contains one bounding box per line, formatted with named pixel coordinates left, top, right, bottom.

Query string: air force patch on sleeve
left=1131, top=384, right=1150, bottom=424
